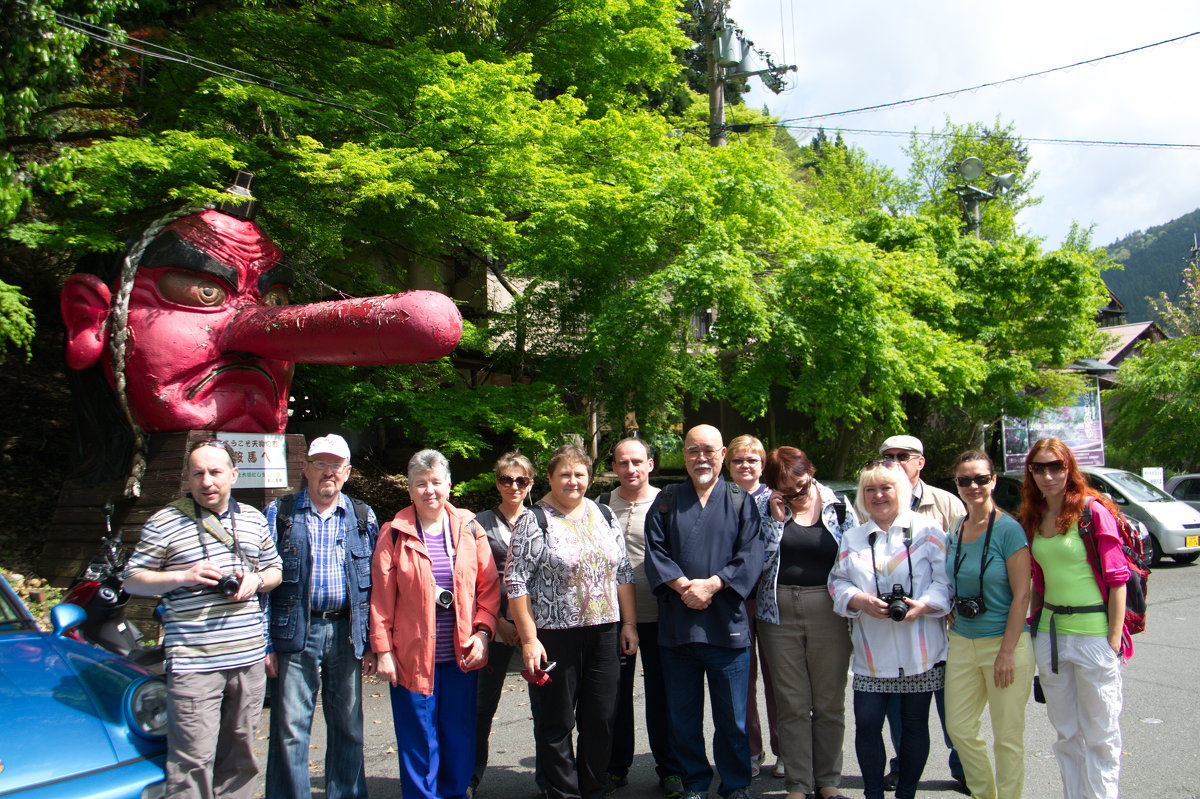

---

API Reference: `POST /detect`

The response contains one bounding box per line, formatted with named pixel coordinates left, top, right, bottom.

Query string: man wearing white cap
left=264, top=434, right=380, bottom=799
left=878, top=435, right=964, bottom=533
left=877, top=434, right=966, bottom=792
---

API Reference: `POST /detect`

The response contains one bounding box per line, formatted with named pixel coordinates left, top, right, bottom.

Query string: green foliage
left=0, top=280, right=36, bottom=360
left=1110, top=337, right=1200, bottom=471
left=900, top=116, right=1040, bottom=240
left=1103, top=208, right=1200, bottom=324
left=791, top=129, right=905, bottom=222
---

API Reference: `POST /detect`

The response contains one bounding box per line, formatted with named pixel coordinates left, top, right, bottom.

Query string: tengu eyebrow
left=141, top=231, right=239, bottom=288
left=258, top=262, right=293, bottom=294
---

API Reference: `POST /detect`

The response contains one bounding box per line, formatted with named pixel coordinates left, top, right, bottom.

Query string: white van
left=1084, top=466, right=1200, bottom=566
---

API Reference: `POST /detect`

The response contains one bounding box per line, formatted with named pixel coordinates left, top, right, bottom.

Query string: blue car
left=0, top=574, right=167, bottom=798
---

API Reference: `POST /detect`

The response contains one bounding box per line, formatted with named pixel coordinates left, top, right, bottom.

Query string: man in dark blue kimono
left=644, top=424, right=764, bottom=799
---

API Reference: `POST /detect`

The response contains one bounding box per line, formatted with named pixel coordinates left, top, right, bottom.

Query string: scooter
left=63, top=501, right=164, bottom=672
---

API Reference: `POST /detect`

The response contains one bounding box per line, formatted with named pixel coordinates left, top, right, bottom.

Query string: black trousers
left=608, top=621, right=679, bottom=779
left=533, top=623, right=620, bottom=799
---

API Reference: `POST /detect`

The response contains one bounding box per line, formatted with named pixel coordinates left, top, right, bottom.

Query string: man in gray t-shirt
left=603, top=438, right=682, bottom=798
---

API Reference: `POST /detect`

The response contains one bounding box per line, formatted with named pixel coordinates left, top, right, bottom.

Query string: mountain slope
left=1103, top=208, right=1200, bottom=324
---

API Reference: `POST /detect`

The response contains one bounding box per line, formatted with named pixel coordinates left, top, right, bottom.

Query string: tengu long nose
left=219, top=290, right=462, bottom=364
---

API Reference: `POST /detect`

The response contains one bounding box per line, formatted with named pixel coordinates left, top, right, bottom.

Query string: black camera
left=955, top=596, right=986, bottom=619
left=881, top=583, right=910, bottom=622
left=434, top=587, right=454, bottom=610
left=217, top=573, right=241, bottom=597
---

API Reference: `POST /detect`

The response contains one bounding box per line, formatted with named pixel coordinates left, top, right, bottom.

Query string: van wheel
left=1148, top=535, right=1163, bottom=567
left=1173, top=552, right=1200, bottom=564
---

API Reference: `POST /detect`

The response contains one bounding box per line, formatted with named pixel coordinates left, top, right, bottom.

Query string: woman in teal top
left=943, top=450, right=1033, bottom=799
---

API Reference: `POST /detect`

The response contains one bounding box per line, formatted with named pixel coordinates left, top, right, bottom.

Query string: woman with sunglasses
left=1019, top=438, right=1128, bottom=799
left=942, top=451, right=1033, bottom=799
left=757, top=447, right=859, bottom=799
left=471, top=452, right=539, bottom=796
left=829, top=459, right=951, bottom=799
left=506, top=444, right=637, bottom=799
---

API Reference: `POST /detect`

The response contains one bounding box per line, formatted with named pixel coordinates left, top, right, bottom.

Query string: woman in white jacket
left=829, top=459, right=951, bottom=799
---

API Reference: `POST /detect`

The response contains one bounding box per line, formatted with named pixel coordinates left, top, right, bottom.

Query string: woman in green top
left=942, top=450, right=1033, bottom=799
left=1018, top=437, right=1128, bottom=799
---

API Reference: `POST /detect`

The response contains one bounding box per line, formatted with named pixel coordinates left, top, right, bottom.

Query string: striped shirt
left=419, top=514, right=457, bottom=663
left=124, top=498, right=281, bottom=673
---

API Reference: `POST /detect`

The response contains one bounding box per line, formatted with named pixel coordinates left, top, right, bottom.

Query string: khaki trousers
left=758, top=585, right=852, bottom=794
left=166, top=662, right=267, bottom=799
left=944, top=630, right=1035, bottom=799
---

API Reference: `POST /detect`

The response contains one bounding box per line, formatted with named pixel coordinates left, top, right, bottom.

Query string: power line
left=53, top=11, right=406, bottom=134
left=779, top=31, right=1200, bottom=123
left=780, top=125, right=1200, bottom=151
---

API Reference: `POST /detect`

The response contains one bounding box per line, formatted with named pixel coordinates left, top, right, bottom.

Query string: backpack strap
left=832, top=497, right=846, bottom=528
left=596, top=501, right=614, bottom=525
left=597, top=491, right=611, bottom=506
left=349, top=496, right=370, bottom=541
left=726, top=481, right=745, bottom=515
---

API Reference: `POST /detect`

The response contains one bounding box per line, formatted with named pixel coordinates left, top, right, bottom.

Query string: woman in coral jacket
left=371, top=448, right=501, bottom=799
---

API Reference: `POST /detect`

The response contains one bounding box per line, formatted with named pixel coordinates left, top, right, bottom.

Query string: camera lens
left=218, top=574, right=240, bottom=596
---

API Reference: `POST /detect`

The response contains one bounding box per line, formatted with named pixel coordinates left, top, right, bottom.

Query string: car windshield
left=0, top=588, right=35, bottom=630
left=1103, top=471, right=1174, bottom=503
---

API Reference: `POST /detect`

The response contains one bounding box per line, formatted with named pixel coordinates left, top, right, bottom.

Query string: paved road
left=254, top=560, right=1200, bottom=798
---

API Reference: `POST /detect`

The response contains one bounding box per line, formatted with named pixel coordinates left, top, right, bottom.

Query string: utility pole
left=705, top=0, right=726, bottom=147
left=701, top=0, right=794, bottom=148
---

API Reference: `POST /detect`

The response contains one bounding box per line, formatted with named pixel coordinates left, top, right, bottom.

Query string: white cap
left=879, top=434, right=923, bottom=455
left=308, top=434, right=351, bottom=461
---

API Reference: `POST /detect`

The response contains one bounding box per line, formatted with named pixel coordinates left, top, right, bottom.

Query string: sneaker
left=604, top=773, right=628, bottom=796
left=681, top=791, right=706, bottom=799
left=750, top=761, right=760, bottom=778
left=771, top=761, right=785, bottom=779
left=659, top=776, right=684, bottom=798
left=882, top=770, right=898, bottom=791
left=726, top=788, right=753, bottom=799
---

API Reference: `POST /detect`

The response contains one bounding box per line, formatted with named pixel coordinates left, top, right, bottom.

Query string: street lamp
left=948, top=157, right=1016, bottom=238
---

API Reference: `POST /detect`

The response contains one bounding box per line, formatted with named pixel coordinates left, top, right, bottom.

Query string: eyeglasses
left=881, top=452, right=917, bottom=463
left=777, top=479, right=812, bottom=501
left=685, top=447, right=722, bottom=460
left=1028, top=460, right=1067, bottom=476
left=731, top=457, right=761, bottom=466
left=497, top=474, right=533, bottom=489
left=862, top=459, right=902, bottom=470
left=955, top=474, right=993, bottom=487
left=309, top=459, right=349, bottom=472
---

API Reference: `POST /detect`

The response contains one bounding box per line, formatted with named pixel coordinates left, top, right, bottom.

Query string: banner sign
left=216, top=433, right=289, bottom=488
left=1002, top=382, right=1105, bottom=471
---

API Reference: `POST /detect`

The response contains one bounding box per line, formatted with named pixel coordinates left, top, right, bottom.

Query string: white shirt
left=829, top=509, right=952, bottom=678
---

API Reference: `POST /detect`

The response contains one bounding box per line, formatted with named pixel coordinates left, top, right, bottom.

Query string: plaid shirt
left=266, top=489, right=376, bottom=612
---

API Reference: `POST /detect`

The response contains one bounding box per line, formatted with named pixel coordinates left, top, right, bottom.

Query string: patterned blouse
left=504, top=499, right=635, bottom=629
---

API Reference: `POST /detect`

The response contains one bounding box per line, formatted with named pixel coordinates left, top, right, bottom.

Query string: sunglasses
left=863, top=459, right=902, bottom=470
left=189, top=439, right=234, bottom=454
left=955, top=474, right=993, bottom=487
left=881, top=452, right=917, bottom=463
left=777, top=479, right=812, bottom=501
left=1028, top=460, right=1067, bottom=476
left=497, top=475, right=533, bottom=490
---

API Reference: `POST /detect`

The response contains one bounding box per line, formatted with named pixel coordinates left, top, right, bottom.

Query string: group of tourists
left=120, top=427, right=1130, bottom=799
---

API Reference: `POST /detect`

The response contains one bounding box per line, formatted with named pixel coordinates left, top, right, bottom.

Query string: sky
left=729, top=1, right=1200, bottom=247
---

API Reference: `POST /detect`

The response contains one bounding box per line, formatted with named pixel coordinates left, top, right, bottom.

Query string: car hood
left=1136, top=500, right=1200, bottom=528
left=0, top=630, right=145, bottom=791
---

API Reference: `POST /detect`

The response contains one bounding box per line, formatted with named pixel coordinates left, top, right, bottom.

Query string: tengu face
left=63, top=210, right=294, bottom=433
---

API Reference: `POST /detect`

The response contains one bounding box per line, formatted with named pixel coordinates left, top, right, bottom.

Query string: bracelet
left=475, top=628, right=491, bottom=639
left=621, top=621, right=636, bottom=627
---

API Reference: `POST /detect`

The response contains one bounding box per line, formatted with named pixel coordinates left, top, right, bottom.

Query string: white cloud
left=730, top=0, right=1200, bottom=245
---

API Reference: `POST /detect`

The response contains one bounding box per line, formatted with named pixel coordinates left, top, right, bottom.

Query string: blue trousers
left=660, top=643, right=751, bottom=797
left=389, top=661, right=478, bottom=799
left=886, top=686, right=963, bottom=781
left=857, top=690, right=933, bottom=799
left=266, top=616, right=367, bottom=799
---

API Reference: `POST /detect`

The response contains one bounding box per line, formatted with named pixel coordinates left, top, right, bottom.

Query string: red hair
left=1017, top=437, right=1117, bottom=538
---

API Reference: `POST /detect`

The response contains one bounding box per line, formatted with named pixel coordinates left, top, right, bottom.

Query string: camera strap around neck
left=168, top=497, right=238, bottom=554
left=952, top=508, right=995, bottom=595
